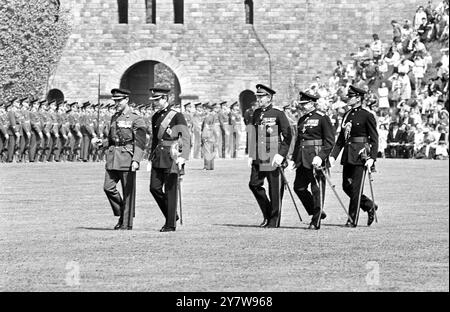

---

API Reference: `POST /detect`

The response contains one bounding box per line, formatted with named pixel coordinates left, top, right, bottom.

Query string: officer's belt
left=348, top=136, right=368, bottom=143
left=300, top=139, right=323, bottom=146
left=158, top=140, right=177, bottom=147
left=113, top=140, right=133, bottom=146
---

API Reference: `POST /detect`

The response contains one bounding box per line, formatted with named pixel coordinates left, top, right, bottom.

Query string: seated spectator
left=334, top=60, right=347, bottom=80
left=378, top=82, right=390, bottom=109
left=402, top=123, right=416, bottom=158
left=414, top=6, right=428, bottom=30
left=417, top=17, right=430, bottom=42
left=435, top=126, right=449, bottom=159
left=360, top=44, right=374, bottom=62
left=371, top=34, right=384, bottom=62
left=386, top=121, right=406, bottom=157
left=391, top=20, right=403, bottom=42
left=416, top=127, right=437, bottom=158
left=363, top=59, right=378, bottom=89
left=328, top=72, right=341, bottom=94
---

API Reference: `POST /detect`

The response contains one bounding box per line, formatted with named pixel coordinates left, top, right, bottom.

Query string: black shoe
left=367, top=204, right=378, bottom=226
left=345, top=220, right=356, bottom=228
left=264, top=220, right=278, bottom=228
left=321, top=212, right=327, bottom=220
left=308, top=223, right=319, bottom=230
left=114, top=220, right=123, bottom=230
left=160, top=226, right=176, bottom=232
left=117, top=225, right=132, bottom=230
left=259, top=219, right=268, bottom=227
left=176, top=215, right=180, bottom=222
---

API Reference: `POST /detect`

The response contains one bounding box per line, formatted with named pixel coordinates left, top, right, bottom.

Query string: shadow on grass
left=214, top=223, right=311, bottom=230
left=76, top=226, right=116, bottom=231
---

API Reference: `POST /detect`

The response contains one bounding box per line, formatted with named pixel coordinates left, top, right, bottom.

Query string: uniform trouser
left=215, top=126, right=223, bottom=158
left=6, top=130, right=17, bottom=162
left=342, top=164, right=374, bottom=225
left=223, top=125, right=230, bottom=158
left=48, top=134, right=59, bottom=161
left=248, top=164, right=284, bottom=227
left=80, top=133, right=92, bottom=161
left=70, top=131, right=81, bottom=161
left=29, top=131, right=42, bottom=162
left=193, top=129, right=201, bottom=159
left=150, top=167, right=178, bottom=228
left=293, top=165, right=325, bottom=222
left=0, top=135, right=6, bottom=161
left=202, top=140, right=216, bottom=170
left=103, top=170, right=136, bottom=228
left=19, top=128, right=31, bottom=160
left=40, top=133, right=51, bottom=161
left=229, top=130, right=240, bottom=158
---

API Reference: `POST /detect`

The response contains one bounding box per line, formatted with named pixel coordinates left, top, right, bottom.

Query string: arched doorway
left=120, top=61, right=181, bottom=105
left=47, top=89, right=64, bottom=103
left=239, top=89, right=256, bottom=117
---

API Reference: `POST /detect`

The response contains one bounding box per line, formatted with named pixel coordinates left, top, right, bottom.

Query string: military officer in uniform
left=93, top=88, right=147, bottom=230
left=5, top=98, right=21, bottom=162
left=201, top=103, right=217, bottom=170
left=248, top=84, right=292, bottom=228
left=229, top=101, right=242, bottom=158
left=0, top=103, right=9, bottom=162
left=148, top=87, right=190, bottom=232
left=18, top=97, right=32, bottom=162
left=291, top=92, right=335, bottom=229
left=29, top=99, right=43, bottom=162
left=329, top=85, right=379, bottom=227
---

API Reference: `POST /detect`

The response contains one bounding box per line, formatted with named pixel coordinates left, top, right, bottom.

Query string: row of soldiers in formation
left=0, top=96, right=244, bottom=163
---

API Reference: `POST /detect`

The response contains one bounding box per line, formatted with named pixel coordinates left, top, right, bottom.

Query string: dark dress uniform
left=6, top=100, right=21, bottom=162
left=330, top=86, right=379, bottom=227
left=149, top=90, right=190, bottom=232
left=101, top=89, right=147, bottom=230
left=248, top=84, right=292, bottom=228
left=292, top=92, right=335, bottom=229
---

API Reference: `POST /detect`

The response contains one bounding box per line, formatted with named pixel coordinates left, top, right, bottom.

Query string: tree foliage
left=0, top=0, right=70, bottom=101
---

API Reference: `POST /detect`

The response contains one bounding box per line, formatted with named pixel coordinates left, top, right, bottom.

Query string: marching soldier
left=148, top=87, right=190, bottom=232
left=218, top=101, right=230, bottom=158
left=92, top=88, right=147, bottom=230
left=18, top=97, right=32, bottom=162
left=228, top=101, right=242, bottom=158
left=248, top=84, right=292, bottom=228
left=201, top=103, right=217, bottom=170
left=39, top=100, right=52, bottom=162
left=291, top=92, right=335, bottom=230
left=192, top=102, right=203, bottom=159
left=329, top=85, right=379, bottom=227
left=47, top=100, right=60, bottom=162
left=68, top=102, right=82, bottom=161
left=5, top=98, right=21, bottom=163
left=29, top=99, right=43, bottom=162
left=0, top=103, right=9, bottom=162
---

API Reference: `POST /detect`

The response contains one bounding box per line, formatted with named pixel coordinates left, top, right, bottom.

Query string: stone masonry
left=51, top=0, right=424, bottom=104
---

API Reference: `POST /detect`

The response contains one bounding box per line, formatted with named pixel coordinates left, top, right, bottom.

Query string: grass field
left=0, top=158, right=448, bottom=292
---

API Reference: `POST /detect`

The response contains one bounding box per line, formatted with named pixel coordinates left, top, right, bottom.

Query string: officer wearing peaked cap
left=92, top=88, right=147, bottom=230
left=329, top=85, right=379, bottom=227
left=148, top=87, right=190, bottom=232
left=248, top=84, right=292, bottom=228
left=292, top=91, right=335, bottom=229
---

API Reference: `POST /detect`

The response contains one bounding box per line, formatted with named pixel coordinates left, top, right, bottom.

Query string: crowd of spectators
left=285, top=0, right=449, bottom=160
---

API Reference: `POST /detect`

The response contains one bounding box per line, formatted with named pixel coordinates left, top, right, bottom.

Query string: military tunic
left=102, top=107, right=147, bottom=229
left=149, top=105, right=190, bottom=229
left=248, top=104, right=292, bottom=227
left=292, top=109, right=335, bottom=223
left=330, top=106, right=379, bottom=225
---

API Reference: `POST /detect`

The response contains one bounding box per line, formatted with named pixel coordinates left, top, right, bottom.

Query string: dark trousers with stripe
left=150, top=167, right=178, bottom=228
left=293, top=165, right=325, bottom=217
left=249, top=164, right=284, bottom=227
left=103, top=170, right=136, bottom=228
left=342, top=164, right=373, bottom=224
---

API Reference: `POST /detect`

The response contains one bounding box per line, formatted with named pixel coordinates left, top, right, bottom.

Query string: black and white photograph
left=0, top=0, right=448, bottom=298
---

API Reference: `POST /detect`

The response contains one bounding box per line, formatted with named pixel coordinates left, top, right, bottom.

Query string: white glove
left=131, top=160, right=140, bottom=172
left=287, top=160, right=296, bottom=171
left=271, top=153, right=284, bottom=167
left=329, top=156, right=336, bottom=167
left=176, top=157, right=185, bottom=170
left=312, top=156, right=322, bottom=168
left=365, top=158, right=374, bottom=171
left=90, top=137, right=102, bottom=146
left=247, top=157, right=253, bottom=168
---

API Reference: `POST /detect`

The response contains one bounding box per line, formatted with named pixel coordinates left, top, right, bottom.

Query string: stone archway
left=105, top=47, right=192, bottom=99
left=47, top=88, right=64, bottom=103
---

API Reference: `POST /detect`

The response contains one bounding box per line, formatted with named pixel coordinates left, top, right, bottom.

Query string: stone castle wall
left=52, top=0, right=424, bottom=104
